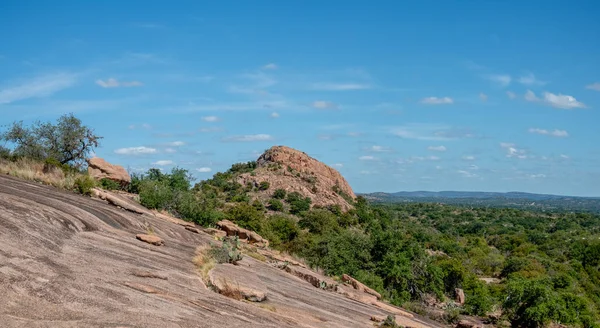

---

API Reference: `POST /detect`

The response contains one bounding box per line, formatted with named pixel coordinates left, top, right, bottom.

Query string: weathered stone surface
left=209, top=263, right=267, bottom=302
left=185, top=226, right=201, bottom=233
left=455, top=288, right=465, bottom=305
left=87, top=157, right=131, bottom=185
left=456, top=319, right=483, bottom=328
left=342, top=273, right=382, bottom=300
left=91, top=188, right=147, bottom=214
left=203, top=228, right=227, bottom=238
left=0, top=174, right=444, bottom=328
left=237, top=146, right=356, bottom=211
left=135, top=234, right=164, bottom=246
left=283, top=265, right=337, bottom=291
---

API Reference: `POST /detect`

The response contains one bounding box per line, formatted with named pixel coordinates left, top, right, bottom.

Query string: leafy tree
left=1, top=113, right=101, bottom=167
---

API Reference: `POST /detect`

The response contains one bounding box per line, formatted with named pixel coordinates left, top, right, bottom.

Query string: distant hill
left=361, top=191, right=600, bottom=213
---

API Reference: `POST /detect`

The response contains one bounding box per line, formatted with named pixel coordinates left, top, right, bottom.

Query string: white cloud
left=199, top=127, right=222, bottom=133
left=359, top=155, right=376, bottom=161
left=529, top=174, right=546, bottom=179
left=518, top=73, right=546, bottom=86
left=560, top=154, right=570, bottom=159
left=128, top=123, right=152, bottom=130
left=262, top=63, right=278, bottom=70
left=420, top=97, right=453, bottom=105
left=0, top=72, right=77, bottom=104
left=164, top=148, right=177, bottom=153
left=152, top=160, right=174, bottom=166
left=525, top=90, right=540, bottom=102
left=312, top=100, right=339, bottom=109
left=525, top=90, right=586, bottom=109
left=310, top=83, right=371, bottom=91
left=369, top=145, right=391, bottom=152
left=201, top=116, right=220, bottom=122
left=586, top=82, right=600, bottom=91
left=487, top=74, right=511, bottom=87
left=270, top=112, right=280, bottom=118
left=223, top=134, right=274, bottom=142
left=196, top=167, right=212, bottom=173
left=392, top=124, right=473, bottom=141
left=115, top=146, right=157, bottom=155
left=96, top=78, right=143, bottom=88
left=506, top=91, right=516, bottom=99
left=462, top=155, right=476, bottom=161
left=458, top=170, right=479, bottom=178
left=500, top=142, right=527, bottom=159
left=543, top=92, right=586, bottom=109
left=528, top=128, right=569, bottom=137
left=331, top=163, right=343, bottom=168
left=479, top=93, right=488, bottom=101
left=427, top=145, right=447, bottom=152
left=165, top=141, right=185, bottom=147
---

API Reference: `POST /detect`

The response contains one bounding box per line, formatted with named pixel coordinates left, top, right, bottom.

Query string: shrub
left=228, top=203, right=265, bottom=233
left=288, top=195, right=312, bottom=215
left=258, top=181, right=270, bottom=190
left=74, top=175, right=96, bottom=195
left=273, top=188, right=286, bottom=199
left=268, top=198, right=284, bottom=212
left=262, top=215, right=300, bottom=248
left=99, top=178, right=120, bottom=190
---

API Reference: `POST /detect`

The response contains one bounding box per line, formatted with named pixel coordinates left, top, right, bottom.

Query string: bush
left=268, top=198, right=284, bottom=212
left=228, top=203, right=265, bottom=232
left=74, top=175, right=96, bottom=195
left=258, top=181, right=270, bottom=191
left=273, top=188, right=286, bottom=199
left=99, top=178, right=120, bottom=190
left=262, top=215, right=300, bottom=248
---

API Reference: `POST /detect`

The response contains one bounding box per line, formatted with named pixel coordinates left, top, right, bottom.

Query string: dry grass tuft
left=193, top=244, right=216, bottom=285
left=218, top=278, right=243, bottom=301
left=0, top=158, right=86, bottom=191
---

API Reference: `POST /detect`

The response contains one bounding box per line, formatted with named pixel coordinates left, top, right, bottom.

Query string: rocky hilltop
left=237, top=146, right=356, bottom=211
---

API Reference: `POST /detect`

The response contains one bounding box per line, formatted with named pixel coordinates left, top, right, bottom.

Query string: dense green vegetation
left=132, top=163, right=600, bottom=327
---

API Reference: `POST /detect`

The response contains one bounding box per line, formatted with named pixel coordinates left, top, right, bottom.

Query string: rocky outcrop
left=135, top=234, right=164, bottom=246
left=342, top=274, right=382, bottom=300
left=87, top=157, right=131, bottom=186
left=209, top=264, right=267, bottom=302
left=216, top=220, right=268, bottom=247
left=238, top=145, right=356, bottom=211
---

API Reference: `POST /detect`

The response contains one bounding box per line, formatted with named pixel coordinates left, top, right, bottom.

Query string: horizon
left=1, top=1, right=599, bottom=197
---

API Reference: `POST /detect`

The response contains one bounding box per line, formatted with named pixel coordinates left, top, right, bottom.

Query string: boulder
left=185, top=226, right=201, bottom=234
left=87, top=157, right=131, bottom=186
left=209, top=264, right=267, bottom=302
left=341, top=273, right=382, bottom=300
left=136, top=234, right=164, bottom=246
left=283, top=265, right=337, bottom=291
left=203, top=228, right=227, bottom=238
left=455, top=288, right=465, bottom=305
left=216, top=220, right=268, bottom=247
left=456, top=319, right=483, bottom=328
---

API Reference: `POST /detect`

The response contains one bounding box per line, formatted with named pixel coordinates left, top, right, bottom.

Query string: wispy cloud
left=331, top=163, right=343, bottom=168
left=262, top=63, right=278, bottom=70
left=310, top=83, right=371, bottom=91
left=486, top=74, right=511, bottom=87
left=164, top=141, right=185, bottom=147
left=311, top=100, right=339, bottom=109
left=427, top=145, right=447, bottom=152
left=115, top=146, right=157, bottom=155
left=525, top=90, right=586, bottom=109
left=201, top=115, right=220, bottom=122
left=462, top=155, right=476, bottom=161
left=196, top=167, right=212, bottom=173
left=458, top=170, right=479, bottom=178
left=270, top=112, right=280, bottom=118
left=152, top=160, right=174, bottom=166
left=479, top=93, right=488, bottom=101
left=391, top=123, right=474, bottom=141
left=359, top=155, right=376, bottom=161
left=96, top=78, right=143, bottom=88
left=518, top=73, right=547, bottom=86
left=128, top=123, right=152, bottom=130
left=586, top=82, right=600, bottom=91
left=500, top=142, right=527, bottom=159
left=506, top=91, right=517, bottom=99
left=528, top=128, right=569, bottom=137
left=222, top=134, right=274, bottom=142
left=421, top=97, right=453, bottom=105
left=367, top=145, right=392, bottom=152
left=0, top=72, right=77, bottom=104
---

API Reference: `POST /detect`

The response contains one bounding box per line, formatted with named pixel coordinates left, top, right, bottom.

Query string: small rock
left=370, top=315, right=384, bottom=322
left=131, top=270, right=168, bottom=280
left=136, top=234, right=164, bottom=246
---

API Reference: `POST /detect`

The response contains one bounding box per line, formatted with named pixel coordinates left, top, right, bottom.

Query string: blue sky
left=1, top=1, right=599, bottom=196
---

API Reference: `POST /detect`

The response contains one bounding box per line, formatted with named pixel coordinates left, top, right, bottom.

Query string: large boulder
left=216, top=220, right=268, bottom=247
left=209, top=264, right=267, bottom=302
left=455, top=288, right=465, bottom=305
left=87, top=157, right=131, bottom=186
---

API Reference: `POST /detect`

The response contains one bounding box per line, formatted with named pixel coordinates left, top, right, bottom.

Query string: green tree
left=1, top=113, right=102, bottom=167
